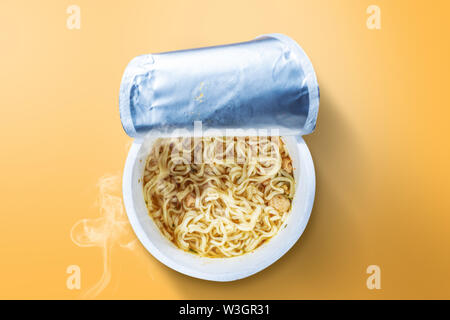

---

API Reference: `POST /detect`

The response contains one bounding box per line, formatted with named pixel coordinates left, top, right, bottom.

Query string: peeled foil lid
left=119, top=33, right=319, bottom=138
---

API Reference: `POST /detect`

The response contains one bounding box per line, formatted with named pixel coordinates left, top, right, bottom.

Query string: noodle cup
left=123, top=136, right=315, bottom=281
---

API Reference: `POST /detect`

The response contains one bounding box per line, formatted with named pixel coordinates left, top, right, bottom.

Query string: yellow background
left=1, top=0, right=449, bottom=299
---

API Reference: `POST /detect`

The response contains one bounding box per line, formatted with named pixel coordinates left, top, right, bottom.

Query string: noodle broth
left=142, top=136, right=295, bottom=258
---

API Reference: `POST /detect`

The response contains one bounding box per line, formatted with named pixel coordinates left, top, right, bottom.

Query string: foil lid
left=119, top=33, right=319, bottom=138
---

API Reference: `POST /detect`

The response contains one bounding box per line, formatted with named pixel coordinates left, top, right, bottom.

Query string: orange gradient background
left=0, top=0, right=449, bottom=299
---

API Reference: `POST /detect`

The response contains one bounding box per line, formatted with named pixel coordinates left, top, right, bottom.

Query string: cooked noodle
left=142, top=136, right=295, bottom=258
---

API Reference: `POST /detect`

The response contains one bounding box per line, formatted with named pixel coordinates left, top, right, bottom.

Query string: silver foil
left=119, top=33, right=319, bottom=138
